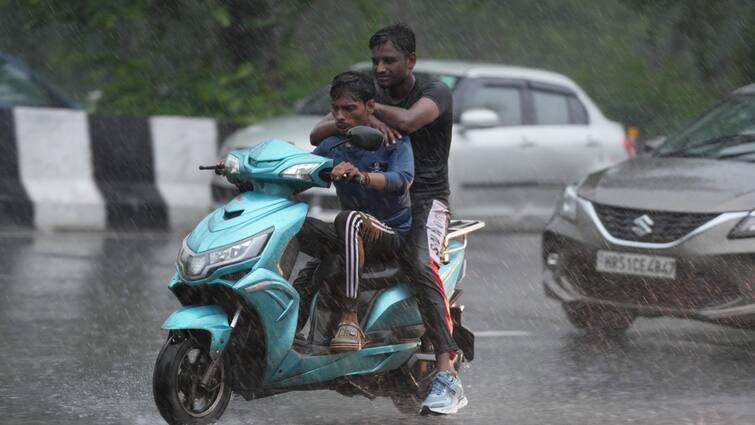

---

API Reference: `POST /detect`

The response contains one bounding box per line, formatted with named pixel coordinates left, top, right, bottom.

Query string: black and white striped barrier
left=0, top=107, right=235, bottom=231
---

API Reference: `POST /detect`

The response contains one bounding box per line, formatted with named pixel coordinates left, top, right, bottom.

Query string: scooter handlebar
left=318, top=168, right=362, bottom=184
left=199, top=161, right=226, bottom=175
left=336, top=172, right=363, bottom=184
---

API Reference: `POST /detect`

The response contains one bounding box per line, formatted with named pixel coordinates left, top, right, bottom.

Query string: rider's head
left=330, top=70, right=375, bottom=133
left=369, top=23, right=416, bottom=89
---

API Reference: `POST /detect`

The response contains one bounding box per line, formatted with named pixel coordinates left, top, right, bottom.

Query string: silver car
left=213, top=60, right=628, bottom=226
left=543, top=83, right=755, bottom=332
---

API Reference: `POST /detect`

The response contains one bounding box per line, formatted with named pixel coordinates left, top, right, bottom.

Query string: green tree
left=0, top=0, right=311, bottom=123
left=1, top=0, right=752, bottom=135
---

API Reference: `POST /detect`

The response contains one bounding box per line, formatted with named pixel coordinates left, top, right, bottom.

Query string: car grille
left=592, top=203, right=719, bottom=243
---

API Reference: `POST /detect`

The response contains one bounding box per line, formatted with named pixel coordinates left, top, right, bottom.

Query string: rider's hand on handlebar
left=214, top=160, right=226, bottom=176
left=331, top=161, right=361, bottom=182
left=368, top=115, right=401, bottom=145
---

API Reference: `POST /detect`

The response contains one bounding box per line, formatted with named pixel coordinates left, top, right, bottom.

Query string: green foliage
left=0, top=0, right=752, bottom=134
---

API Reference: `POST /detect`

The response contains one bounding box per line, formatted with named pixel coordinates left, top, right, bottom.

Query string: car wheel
left=563, top=302, right=635, bottom=334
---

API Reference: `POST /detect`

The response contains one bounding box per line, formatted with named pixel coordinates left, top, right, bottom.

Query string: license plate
left=596, top=250, right=677, bottom=279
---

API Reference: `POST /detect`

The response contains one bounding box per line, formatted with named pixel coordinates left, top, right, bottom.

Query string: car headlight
left=729, top=211, right=755, bottom=239
left=177, top=228, right=272, bottom=280
left=558, top=184, right=579, bottom=222
left=280, top=163, right=319, bottom=181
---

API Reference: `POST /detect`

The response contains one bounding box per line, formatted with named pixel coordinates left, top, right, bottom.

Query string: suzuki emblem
left=632, top=214, right=654, bottom=237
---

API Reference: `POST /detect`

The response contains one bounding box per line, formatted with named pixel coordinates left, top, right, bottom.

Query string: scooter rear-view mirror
left=326, top=125, right=384, bottom=153
left=347, top=126, right=383, bottom=151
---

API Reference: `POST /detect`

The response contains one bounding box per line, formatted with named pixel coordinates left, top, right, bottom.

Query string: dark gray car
left=543, top=83, right=755, bottom=332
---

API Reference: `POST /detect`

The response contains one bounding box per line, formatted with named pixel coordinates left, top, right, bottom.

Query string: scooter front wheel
left=153, top=333, right=232, bottom=425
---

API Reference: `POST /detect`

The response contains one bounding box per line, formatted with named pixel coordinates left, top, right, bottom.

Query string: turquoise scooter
left=152, top=127, right=484, bottom=424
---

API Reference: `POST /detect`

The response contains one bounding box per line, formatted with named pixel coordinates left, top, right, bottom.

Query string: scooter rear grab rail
left=446, top=219, right=485, bottom=242
left=444, top=219, right=485, bottom=262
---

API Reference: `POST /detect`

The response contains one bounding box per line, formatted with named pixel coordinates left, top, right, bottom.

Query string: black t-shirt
left=375, top=76, right=453, bottom=204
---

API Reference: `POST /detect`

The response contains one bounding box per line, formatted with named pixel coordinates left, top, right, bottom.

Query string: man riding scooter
left=310, top=24, right=466, bottom=415
left=295, top=70, right=414, bottom=352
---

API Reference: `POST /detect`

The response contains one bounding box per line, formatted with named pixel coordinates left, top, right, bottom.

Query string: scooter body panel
left=364, top=284, right=420, bottom=332
left=440, top=240, right=467, bottom=295
left=268, top=342, right=419, bottom=388
left=362, top=239, right=467, bottom=333
left=162, top=305, right=232, bottom=351
left=178, top=197, right=308, bottom=285
left=232, top=269, right=300, bottom=383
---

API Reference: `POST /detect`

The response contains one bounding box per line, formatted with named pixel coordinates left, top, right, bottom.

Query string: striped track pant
left=335, top=210, right=399, bottom=302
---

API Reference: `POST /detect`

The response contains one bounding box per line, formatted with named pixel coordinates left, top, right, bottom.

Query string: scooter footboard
left=162, top=305, right=232, bottom=351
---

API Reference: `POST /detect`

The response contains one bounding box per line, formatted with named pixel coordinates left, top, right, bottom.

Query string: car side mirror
left=346, top=126, right=383, bottom=151
left=460, top=108, right=499, bottom=129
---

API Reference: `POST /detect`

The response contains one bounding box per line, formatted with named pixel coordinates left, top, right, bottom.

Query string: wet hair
left=329, top=71, right=376, bottom=103
left=368, top=23, right=416, bottom=56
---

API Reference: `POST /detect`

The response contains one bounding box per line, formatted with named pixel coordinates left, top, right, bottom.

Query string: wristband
left=360, top=171, right=371, bottom=186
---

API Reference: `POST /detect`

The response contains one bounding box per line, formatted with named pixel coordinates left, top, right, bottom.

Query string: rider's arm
left=333, top=161, right=389, bottom=191
left=310, top=113, right=401, bottom=146
left=372, top=81, right=452, bottom=135
left=362, top=172, right=387, bottom=191
left=365, top=137, right=414, bottom=194
left=368, top=115, right=402, bottom=145
left=373, top=98, right=439, bottom=135
left=310, top=113, right=338, bottom=146
left=332, top=139, right=412, bottom=193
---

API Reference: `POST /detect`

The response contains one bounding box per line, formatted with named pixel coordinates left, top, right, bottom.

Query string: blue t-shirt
left=313, top=134, right=414, bottom=237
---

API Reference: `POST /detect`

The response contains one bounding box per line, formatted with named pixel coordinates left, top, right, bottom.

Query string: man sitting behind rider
left=297, top=70, right=413, bottom=352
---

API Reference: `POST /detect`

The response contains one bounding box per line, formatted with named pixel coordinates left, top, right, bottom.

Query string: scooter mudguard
left=162, top=305, right=231, bottom=352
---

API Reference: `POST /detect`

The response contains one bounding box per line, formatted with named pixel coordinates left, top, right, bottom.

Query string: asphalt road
left=2, top=230, right=755, bottom=424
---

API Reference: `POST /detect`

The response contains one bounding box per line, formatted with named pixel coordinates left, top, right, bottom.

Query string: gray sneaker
left=420, top=371, right=468, bottom=415
left=329, top=321, right=365, bottom=352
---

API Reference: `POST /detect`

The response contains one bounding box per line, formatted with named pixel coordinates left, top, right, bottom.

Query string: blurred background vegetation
left=0, top=0, right=753, bottom=137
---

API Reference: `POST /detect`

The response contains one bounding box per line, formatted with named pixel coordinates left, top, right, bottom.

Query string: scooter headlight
left=280, top=163, right=319, bottom=181
left=178, top=228, right=273, bottom=280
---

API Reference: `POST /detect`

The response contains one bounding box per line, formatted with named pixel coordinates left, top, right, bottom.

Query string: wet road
left=2, top=230, right=755, bottom=424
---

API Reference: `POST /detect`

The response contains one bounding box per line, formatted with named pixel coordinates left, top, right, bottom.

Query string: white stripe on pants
left=343, top=211, right=395, bottom=300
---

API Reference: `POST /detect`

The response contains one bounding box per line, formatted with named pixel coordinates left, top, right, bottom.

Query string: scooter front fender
left=162, top=305, right=231, bottom=351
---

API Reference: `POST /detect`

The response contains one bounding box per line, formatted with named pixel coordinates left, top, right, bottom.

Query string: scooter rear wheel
left=153, top=333, right=232, bottom=425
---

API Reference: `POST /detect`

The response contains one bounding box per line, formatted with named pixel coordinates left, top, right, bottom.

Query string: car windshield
left=295, top=72, right=459, bottom=116
left=655, top=93, right=755, bottom=161
left=0, top=57, right=55, bottom=107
